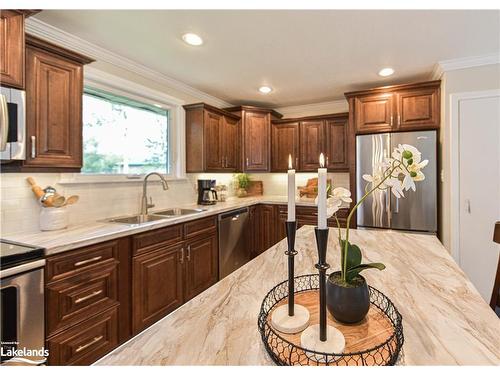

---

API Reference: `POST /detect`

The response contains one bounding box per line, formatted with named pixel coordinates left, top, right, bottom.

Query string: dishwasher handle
left=218, top=207, right=249, bottom=221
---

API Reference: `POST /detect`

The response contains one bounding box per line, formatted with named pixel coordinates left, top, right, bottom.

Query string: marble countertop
left=3, top=196, right=320, bottom=256
left=96, top=226, right=500, bottom=365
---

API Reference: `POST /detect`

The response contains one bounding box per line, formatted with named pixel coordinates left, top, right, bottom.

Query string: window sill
left=58, top=174, right=188, bottom=186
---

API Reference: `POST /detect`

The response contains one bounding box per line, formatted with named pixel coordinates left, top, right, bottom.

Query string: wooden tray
left=258, top=275, right=403, bottom=366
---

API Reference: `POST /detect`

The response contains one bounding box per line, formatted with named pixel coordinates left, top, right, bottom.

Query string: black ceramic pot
left=326, top=271, right=370, bottom=324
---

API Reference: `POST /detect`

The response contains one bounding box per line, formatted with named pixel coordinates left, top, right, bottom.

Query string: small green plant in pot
left=234, top=173, right=251, bottom=198
left=323, top=144, right=429, bottom=323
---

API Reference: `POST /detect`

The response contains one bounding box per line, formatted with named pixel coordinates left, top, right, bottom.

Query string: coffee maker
left=197, top=179, right=218, bottom=205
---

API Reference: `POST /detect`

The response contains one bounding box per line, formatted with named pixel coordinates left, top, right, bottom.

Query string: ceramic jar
left=39, top=206, right=68, bottom=231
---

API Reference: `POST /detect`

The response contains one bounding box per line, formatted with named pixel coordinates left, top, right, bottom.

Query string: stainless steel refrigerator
left=356, top=130, right=437, bottom=233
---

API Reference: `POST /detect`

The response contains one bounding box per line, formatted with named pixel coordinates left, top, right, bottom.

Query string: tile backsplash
left=0, top=172, right=349, bottom=236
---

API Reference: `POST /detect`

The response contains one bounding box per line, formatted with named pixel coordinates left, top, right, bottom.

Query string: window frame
left=60, top=67, right=187, bottom=185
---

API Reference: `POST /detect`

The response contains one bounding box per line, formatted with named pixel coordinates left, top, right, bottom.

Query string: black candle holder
left=314, top=227, right=330, bottom=341
left=285, top=220, right=298, bottom=316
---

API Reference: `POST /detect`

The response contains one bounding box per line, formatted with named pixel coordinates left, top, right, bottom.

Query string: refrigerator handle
left=386, top=189, right=391, bottom=227
left=394, top=197, right=399, bottom=214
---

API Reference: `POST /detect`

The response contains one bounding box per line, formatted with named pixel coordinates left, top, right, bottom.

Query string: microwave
left=0, top=87, right=26, bottom=161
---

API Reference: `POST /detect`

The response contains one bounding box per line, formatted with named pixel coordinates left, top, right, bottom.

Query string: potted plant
left=323, top=144, right=429, bottom=323
left=234, top=173, right=251, bottom=197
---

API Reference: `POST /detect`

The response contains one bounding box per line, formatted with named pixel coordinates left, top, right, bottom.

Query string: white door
left=459, top=94, right=500, bottom=302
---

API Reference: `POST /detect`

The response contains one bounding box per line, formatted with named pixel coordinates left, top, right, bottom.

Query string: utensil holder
left=39, top=206, right=68, bottom=231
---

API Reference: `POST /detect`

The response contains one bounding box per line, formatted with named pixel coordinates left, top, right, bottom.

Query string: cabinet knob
left=390, top=116, right=393, bottom=127
left=180, top=248, right=184, bottom=264
left=246, top=157, right=249, bottom=167
left=186, top=245, right=191, bottom=261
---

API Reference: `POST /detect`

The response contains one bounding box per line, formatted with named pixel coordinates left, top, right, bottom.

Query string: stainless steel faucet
left=141, top=172, right=169, bottom=215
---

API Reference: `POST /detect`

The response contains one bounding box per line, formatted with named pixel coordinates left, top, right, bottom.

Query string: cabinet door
left=325, top=117, right=348, bottom=171
left=258, top=204, right=277, bottom=253
left=222, top=115, right=239, bottom=171
left=0, top=10, right=24, bottom=89
left=275, top=206, right=288, bottom=242
left=247, top=205, right=259, bottom=258
left=204, top=110, right=223, bottom=170
left=243, top=112, right=270, bottom=171
left=354, top=93, right=395, bottom=134
left=184, top=234, right=218, bottom=301
left=396, top=88, right=439, bottom=129
left=132, top=244, right=183, bottom=333
left=24, top=46, right=83, bottom=168
left=271, top=122, right=299, bottom=172
left=299, top=120, right=325, bottom=171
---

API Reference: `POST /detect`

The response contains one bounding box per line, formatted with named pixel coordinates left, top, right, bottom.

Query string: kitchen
left=1, top=3, right=500, bottom=369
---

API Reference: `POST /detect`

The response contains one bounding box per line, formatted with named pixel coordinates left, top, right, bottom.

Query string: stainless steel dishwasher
left=218, top=207, right=250, bottom=279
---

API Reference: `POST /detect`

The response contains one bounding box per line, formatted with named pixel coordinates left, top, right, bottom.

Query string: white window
left=82, top=88, right=170, bottom=175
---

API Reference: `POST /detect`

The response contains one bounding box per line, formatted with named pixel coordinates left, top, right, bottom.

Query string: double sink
left=106, top=208, right=207, bottom=225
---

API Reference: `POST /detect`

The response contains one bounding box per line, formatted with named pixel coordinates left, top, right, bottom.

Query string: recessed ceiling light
left=259, top=86, right=272, bottom=94
left=182, top=33, right=203, bottom=46
left=154, top=104, right=162, bottom=108
left=378, top=68, right=395, bottom=77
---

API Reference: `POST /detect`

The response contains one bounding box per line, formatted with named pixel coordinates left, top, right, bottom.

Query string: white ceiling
left=34, top=10, right=500, bottom=107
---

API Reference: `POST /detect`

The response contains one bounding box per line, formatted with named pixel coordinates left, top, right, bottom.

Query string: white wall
left=439, top=63, right=500, bottom=252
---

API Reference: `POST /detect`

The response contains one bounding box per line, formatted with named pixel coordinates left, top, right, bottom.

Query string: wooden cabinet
left=271, top=113, right=349, bottom=172
left=184, top=103, right=241, bottom=172
left=253, top=204, right=278, bottom=254
left=346, top=81, right=440, bottom=134
left=299, top=120, right=325, bottom=171
left=184, top=234, right=218, bottom=301
left=132, top=243, right=184, bottom=333
left=204, top=110, right=223, bottom=170
left=396, top=88, right=440, bottom=129
left=222, top=115, right=240, bottom=170
left=277, top=205, right=349, bottom=230
left=45, top=239, right=129, bottom=365
left=271, top=122, right=299, bottom=171
left=325, top=116, right=349, bottom=171
left=353, top=93, right=395, bottom=133
left=225, top=106, right=283, bottom=172
left=131, top=215, right=218, bottom=334
left=47, top=307, right=118, bottom=366
left=11, top=35, right=93, bottom=171
left=0, top=10, right=25, bottom=89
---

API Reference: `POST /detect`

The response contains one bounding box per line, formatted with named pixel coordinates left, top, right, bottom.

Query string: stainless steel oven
left=0, top=87, right=26, bottom=161
left=0, top=240, right=46, bottom=366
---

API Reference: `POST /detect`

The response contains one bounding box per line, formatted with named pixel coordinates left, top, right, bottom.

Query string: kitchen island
left=96, top=226, right=500, bottom=365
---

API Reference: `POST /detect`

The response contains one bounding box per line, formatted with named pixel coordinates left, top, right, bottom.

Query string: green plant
left=234, top=173, right=251, bottom=189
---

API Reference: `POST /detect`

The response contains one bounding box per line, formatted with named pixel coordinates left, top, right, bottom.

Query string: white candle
left=287, top=154, right=296, bottom=222
left=318, top=153, right=327, bottom=229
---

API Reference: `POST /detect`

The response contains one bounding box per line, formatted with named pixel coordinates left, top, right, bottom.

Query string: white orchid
left=336, top=143, right=429, bottom=284
left=314, top=187, right=353, bottom=218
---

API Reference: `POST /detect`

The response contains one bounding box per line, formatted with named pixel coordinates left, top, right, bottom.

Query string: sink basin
left=106, top=214, right=167, bottom=225
left=153, top=208, right=207, bottom=216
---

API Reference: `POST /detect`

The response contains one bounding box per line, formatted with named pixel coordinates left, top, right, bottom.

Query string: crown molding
left=276, top=99, right=348, bottom=118
left=25, top=17, right=232, bottom=108
left=430, top=53, right=500, bottom=80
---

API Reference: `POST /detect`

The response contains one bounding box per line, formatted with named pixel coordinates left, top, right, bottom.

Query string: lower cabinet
left=131, top=216, right=218, bottom=335
left=45, top=238, right=128, bottom=366
left=132, top=243, right=184, bottom=333
left=184, top=234, right=218, bottom=301
left=47, top=307, right=118, bottom=366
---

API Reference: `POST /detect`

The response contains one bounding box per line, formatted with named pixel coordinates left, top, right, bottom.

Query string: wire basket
left=257, top=274, right=404, bottom=366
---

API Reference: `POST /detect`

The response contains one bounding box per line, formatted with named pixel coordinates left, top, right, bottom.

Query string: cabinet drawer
left=133, top=224, right=183, bottom=255
left=47, top=306, right=118, bottom=366
left=46, top=261, right=119, bottom=336
left=184, top=216, right=217, bottom=240
left=46, top=240, right=119, bottom=283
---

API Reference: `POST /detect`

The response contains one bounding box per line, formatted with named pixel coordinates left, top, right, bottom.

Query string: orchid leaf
left=346, top=263, right=386, bottom=282
left=340, top=240, right=362, bottom=271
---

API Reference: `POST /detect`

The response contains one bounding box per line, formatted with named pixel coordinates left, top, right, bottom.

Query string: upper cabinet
left=184, top=103, right=241, bottom=172
left=271, top=121, right=299, bottom=172
left=345, top=80, right=440, bottom=134
left=0, top=10, right=25, bottom=89
left=23, top=35, right=93, bottom=170
left=271, top=113, right=349, bottom=172
left=225, top=106, right=283, bottom=172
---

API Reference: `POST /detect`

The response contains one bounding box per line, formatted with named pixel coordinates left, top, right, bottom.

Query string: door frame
left=449, top=89, right=500, bottom=264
